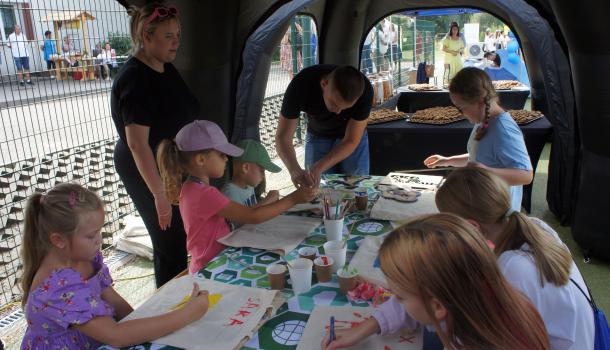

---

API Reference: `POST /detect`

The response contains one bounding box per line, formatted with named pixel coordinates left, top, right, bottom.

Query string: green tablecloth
left=104, top=175, right=400, bottom=350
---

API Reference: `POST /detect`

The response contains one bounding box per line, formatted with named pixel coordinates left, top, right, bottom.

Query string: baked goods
left=409, top=106, right=463, bottom=125
left=368, top=109, right=407, bottom=125
left=507, top=109, right=543, bottom=125
left=492, top=80, right=524, bottom=90
left=407, top=83, right=442, bottom=91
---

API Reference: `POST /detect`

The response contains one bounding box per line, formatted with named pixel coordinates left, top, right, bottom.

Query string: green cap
left=235, top=140, right=282, bottom=173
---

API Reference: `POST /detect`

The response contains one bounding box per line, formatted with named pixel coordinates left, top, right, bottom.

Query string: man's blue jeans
left=304, top=131, right=370, bottom=175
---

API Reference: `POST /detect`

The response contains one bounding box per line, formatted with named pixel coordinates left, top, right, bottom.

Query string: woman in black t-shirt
left=111, top=3, right=199, bottom=287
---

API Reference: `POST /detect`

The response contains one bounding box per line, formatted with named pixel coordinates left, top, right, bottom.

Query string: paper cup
left=288, top=258, right=313, bottom=294
left=298, top=246, right=317, bottom=261
left=337, top=269, right=359, bottom=293
left=323, top=240, right=347, bottom=273
left=355, top=194, right=369, bottom=211
left=266, top=264, right=287, bottom=290
left=314, top=255, right=334, bottom=282
left=324, top=217, right=345, bottom=241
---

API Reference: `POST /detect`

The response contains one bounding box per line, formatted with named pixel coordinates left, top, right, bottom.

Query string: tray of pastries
left=408, top=106, right=464, bottom=125
left=507, top=109, right=544, bottom=125
left=492, top=80, right=526, bottom=90
left=368, top=108, right=407, bottom=125
left=407, top=83, right=443, bottom=91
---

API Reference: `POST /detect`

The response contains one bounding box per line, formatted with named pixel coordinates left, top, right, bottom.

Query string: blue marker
left=329, top=316, right=336, bottom=344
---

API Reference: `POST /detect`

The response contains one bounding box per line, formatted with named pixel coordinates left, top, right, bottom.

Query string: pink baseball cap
left=175, top=120, right=243, bottom=157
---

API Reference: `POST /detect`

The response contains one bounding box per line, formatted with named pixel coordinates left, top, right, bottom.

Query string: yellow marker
left=170, top=293, right=223, bottom=311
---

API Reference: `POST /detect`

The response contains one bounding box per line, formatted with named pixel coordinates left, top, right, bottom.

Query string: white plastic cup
left=288, top=258, right=313, bottom=294
left=324, top=217, right=345, bottom=242
left=323, top=240, right=347, bottom=273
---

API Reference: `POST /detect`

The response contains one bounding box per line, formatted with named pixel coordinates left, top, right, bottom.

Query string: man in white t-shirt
left=7, top=25, right=33, bottom=86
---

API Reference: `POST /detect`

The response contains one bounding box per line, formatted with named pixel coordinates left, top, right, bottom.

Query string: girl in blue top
left=424, top=67, right=532, bottom=211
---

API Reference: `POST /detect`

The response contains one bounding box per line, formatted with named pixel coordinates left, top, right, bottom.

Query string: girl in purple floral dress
left=21, top=181, right=210, bottom=350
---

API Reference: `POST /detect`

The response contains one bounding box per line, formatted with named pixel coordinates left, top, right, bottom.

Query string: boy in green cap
left=222, top=139, right=282, bottom=214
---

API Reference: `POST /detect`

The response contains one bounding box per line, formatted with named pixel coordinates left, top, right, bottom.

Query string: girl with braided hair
left=424, top=67, right=532, bottom=211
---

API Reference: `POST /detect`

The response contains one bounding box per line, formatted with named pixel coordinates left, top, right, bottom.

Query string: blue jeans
left=305, top=131, right=370, bottom=175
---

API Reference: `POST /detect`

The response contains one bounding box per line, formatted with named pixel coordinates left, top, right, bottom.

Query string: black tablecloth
left=367, top=116, right=553, bottom=212
left=396, top=89, right=530, bottom=112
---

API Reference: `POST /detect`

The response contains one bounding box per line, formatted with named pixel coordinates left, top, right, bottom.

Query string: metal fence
left=0, top=0, right=131, bottom=305
left=258, top=15, right=318, bottom=159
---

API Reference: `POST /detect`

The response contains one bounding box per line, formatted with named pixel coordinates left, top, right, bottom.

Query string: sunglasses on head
left=144, top=6, right=179, bottom=31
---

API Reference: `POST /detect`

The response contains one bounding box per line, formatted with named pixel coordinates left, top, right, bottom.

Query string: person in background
left=62, top=35, right=79, bottom=67
left=100, top=42, right=118, bottom=80
left=7, top=25, right=33, bottom=86
left=483, top=51, right=501, bottom=68
left=41, top=30, right=57, bottom=79
left=361, top=29, right=374, bottom=74
left=483, top=27, right=496, bottom=53
left=441, top=22, right=465, bottom=81
left=92, top=43, right=104, bottom=79
left=280, top=30, right=293, bottom=78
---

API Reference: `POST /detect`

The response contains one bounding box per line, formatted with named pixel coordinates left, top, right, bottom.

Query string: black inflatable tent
left=119, top=0, right=610, bottom=260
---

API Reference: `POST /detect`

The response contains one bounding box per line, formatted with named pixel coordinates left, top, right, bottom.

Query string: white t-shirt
left=99, top=49, right=117, bottom=64
left=484, top=35, right=496, bottom=52
left=497, top=217, right=595, bottom=350
left=8, top=32, right=29, bottom=58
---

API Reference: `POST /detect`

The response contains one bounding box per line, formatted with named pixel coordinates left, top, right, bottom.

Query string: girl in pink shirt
left=322, top=213, right=550, bottom=350
left=156, top=120, right=316, bottom=273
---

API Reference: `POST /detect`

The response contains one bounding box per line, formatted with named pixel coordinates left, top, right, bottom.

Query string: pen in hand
left=328, top=316, right=336, bottom=345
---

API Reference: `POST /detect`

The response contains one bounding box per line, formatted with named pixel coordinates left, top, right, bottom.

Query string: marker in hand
left=328, top=316, right=336, bottom=345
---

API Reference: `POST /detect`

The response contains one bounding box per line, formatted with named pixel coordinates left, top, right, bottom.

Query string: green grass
left=531, top=143, right=610, bottom=314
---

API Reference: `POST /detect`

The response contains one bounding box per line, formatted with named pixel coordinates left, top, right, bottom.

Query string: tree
left=102, top=32, right=132, bottom=56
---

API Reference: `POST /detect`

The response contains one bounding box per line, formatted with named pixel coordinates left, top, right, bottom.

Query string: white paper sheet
left=121, top=275, right=278, bottom=350
left=218, top=215, right=321, bottom=254
left=296, top=305, right=422, bottom=350
left=349, top=236, right=388, bottom=289
left=369, top=191, right=438, bottom=222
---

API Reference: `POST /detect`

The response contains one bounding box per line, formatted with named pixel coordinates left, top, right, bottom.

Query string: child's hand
left=265, top=190, right=280, bottom=203
left=424, top=154, right=448, bottom=168
left=185, top=283, right=209, bottom=321
left=292, top=186, right=317, bottom=204
left=321, top=327, right=367, bottom=350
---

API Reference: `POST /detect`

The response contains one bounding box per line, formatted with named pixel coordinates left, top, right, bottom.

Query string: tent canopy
left=402, top=8, right=481, bottom=16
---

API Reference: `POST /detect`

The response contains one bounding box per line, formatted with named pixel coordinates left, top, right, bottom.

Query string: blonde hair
left=127, top=2, right=179, bottom=54
left=21, top=183, right=103, bottom=306
left=449, top=67, right=498, bottom=141
left=379, top=213, right=550, bottom=350
left=156, top=140, right=209, bottom=204
left=435, top=167, right=572, bottom=287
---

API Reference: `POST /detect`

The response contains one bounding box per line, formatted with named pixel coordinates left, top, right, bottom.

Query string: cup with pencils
left=322, top=194, right=352, bottom=242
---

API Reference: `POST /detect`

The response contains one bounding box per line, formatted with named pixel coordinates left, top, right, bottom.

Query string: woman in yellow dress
left=442, top=23, right=465, bottom=82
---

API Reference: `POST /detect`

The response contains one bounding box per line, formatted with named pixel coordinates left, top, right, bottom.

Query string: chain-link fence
left=0, top=0, right=131, bottom=306
left=259, top=15, right=318, bottom=159
left=360, top=15, right=437, bottom=98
